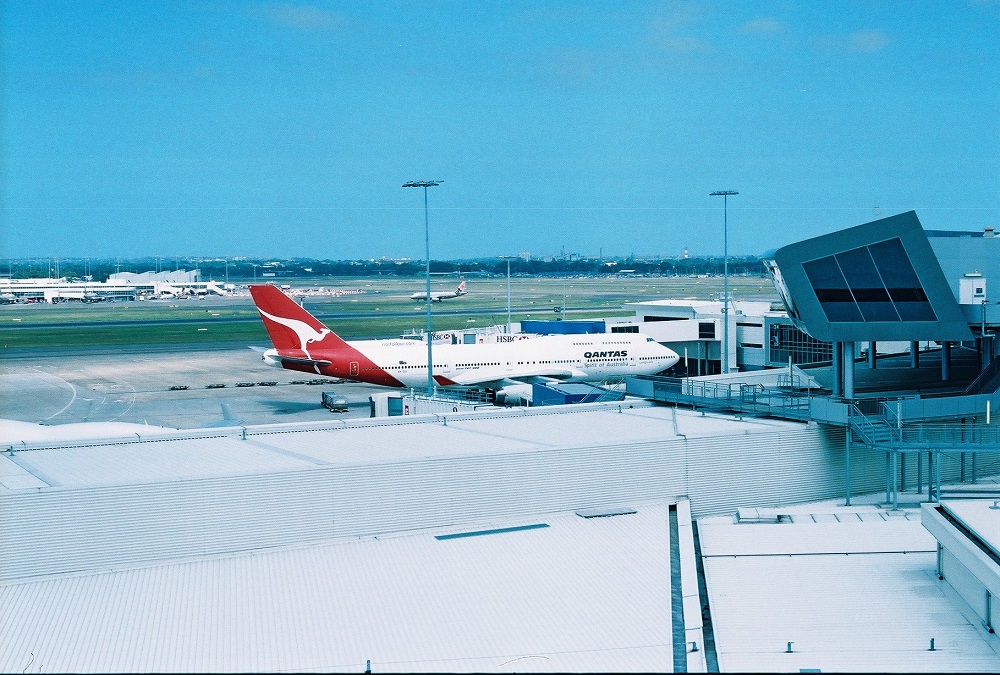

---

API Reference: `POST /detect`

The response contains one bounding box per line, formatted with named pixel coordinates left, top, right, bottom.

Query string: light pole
left=710, top=190, right=738, bottom=374
left=403, top=180, right=442, bottom=396
left=499, top=256, right=518, bottom=334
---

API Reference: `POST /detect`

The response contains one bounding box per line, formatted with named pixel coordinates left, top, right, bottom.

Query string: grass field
left=0, top=275, right=778, bottom=350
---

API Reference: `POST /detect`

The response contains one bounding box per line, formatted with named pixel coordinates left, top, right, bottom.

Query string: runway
left=1, top=347, right=383, bottom=429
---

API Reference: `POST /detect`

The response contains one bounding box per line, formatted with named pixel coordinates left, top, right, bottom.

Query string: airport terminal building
left=2, top=212, right=1000, bottom=672
left=552, top=212, right=998, bottom=383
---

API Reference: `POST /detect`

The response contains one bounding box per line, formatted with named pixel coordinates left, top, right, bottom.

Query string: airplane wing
left=438, top=365, right=587, bottom=387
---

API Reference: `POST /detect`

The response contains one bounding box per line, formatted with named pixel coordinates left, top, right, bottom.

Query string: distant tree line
left=3, top=255, right=770, bottom=282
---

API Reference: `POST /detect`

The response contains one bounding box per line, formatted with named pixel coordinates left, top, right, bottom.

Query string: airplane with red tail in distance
left=249, top=284, right=679, bottom=402
left=411, top=280, right=466, bottom=302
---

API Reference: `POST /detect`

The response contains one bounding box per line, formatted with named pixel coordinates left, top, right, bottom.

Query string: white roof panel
left=7, top=437, right=317, bottom=488
left=0, top=504, right=674, bottom=673
left=939, top=499, right=1000, bottom=559
left=700, top=504, right=1000, bottom=673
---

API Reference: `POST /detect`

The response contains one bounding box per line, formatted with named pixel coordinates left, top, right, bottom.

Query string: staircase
left=848, top=400, right=1000, bottom=452
left=849, top=407, right=900, bottom=449
left=964, top=353, right=1000, bottom=395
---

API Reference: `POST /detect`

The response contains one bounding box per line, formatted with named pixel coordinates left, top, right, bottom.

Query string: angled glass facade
left=769, top=212, right=970, bottom=343
left=802, top=238, right=936, bottom=324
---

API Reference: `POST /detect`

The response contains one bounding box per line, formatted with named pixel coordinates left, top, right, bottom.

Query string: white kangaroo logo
left=257, top=308, right=331, bottom=354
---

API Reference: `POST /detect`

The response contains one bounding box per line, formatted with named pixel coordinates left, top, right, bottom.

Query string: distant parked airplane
left=249, top=284, right=679, bottom=403
left=411, top=280, right=467, bottom=302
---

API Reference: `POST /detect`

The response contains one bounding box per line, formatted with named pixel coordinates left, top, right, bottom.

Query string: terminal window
left=802, top=238, right=936, bottom=323
left=768, top=323, right=833, bottom=365
left=698, top=322, right=716, bottom=339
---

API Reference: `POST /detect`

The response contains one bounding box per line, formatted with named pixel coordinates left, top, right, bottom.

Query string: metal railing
left=848, top=401, right=999, bottom=452
left=646, top=376, right=813, bottom=420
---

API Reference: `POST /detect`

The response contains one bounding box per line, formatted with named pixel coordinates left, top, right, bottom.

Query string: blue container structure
left=520, top=320, right=605, bottom=335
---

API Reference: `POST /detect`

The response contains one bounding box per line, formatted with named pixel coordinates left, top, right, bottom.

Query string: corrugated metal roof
left=0, top=504, right=676, bottom=673
left=1, top=403, right=805, bottom=492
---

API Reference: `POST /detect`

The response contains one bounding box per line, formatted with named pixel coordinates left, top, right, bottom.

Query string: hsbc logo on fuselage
left=584, top=350, right=627, bottom=359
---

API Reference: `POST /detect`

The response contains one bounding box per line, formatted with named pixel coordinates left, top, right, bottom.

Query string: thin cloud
left=817, top=29, right=892, bottom=53
left=848, top=30, right=891, bottom=52
left=258, top=3, right=350, bottom=32
left=649, top=4, right=713, bottom=54
left=736, top=18, right=785, bottom=35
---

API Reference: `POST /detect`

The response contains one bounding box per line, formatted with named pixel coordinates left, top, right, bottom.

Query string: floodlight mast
left=710, top=190, right=738, bottom=374
left=499, top=255, right=519, bottom=334
left=402, top=180, right=443, bottom=396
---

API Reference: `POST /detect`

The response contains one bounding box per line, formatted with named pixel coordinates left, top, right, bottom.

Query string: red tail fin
left=249, top=285, right=348, bottom=354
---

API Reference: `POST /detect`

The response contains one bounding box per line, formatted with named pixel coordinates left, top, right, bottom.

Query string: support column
left=885, top=452, right=892, bottom=505
left=868, top=341, right=877, bottom=369
left=911, top=341, right=920, bottom=368
left=942, top=341, right=951, bottom=381
left=934, top=449, right=942, bottom=502
left=845, top=415, right=852, bottom=507
left=843, top=341, right=855, bottom=400
left=832, top=341, right=843, bottom=398
left=892, top=450, right=899, bottom=511
left=927, top=451, right=934, bottom=501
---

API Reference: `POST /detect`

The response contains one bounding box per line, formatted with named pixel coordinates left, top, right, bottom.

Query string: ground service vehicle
left=322, top=391, right=348, bottom=412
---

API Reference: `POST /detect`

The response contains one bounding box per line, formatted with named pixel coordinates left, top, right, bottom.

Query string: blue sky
left=2, top=1, right=998, bottom=260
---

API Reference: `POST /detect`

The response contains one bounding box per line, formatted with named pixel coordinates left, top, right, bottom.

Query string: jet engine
left=493, top=384, right=533, bottom=406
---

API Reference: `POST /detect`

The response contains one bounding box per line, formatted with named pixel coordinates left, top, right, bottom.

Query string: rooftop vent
left=576, top=506, right=637, bottom=519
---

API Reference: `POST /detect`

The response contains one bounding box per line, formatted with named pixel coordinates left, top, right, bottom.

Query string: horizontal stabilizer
left=277, top=356, right=333, bottom=368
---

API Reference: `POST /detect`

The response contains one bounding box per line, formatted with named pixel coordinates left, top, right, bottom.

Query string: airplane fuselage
left=410, top=292, right=462, bottom=302
left=263, top=332, right=677, bottom=389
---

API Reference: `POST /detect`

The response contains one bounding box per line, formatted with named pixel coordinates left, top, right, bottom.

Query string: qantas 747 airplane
left=249, top=284, right=679, bottom=401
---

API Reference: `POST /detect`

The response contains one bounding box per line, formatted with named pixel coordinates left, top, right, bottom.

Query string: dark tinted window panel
left=868, top=238, right=921, bottom=288
left=835, top=246, right=899, bottom=321
left=835, top=246, right=885, bottom=294
left=814, top=288, right=855, bottom=303
left=850, top=286, right=892, bottom=303
left=803, top=256, right=850, bottom=291
left=819, top=301, right=865, bottom=322
left=858, top=302, right=901, bottom=322
left=894, top=302, right=937, bottom=321
left=887, top=287, right=929, bottom=303
left=804, top=255, right=863, bottom=322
